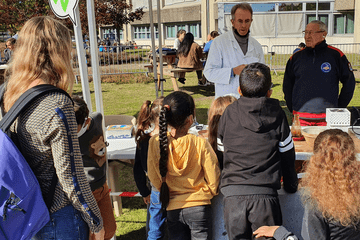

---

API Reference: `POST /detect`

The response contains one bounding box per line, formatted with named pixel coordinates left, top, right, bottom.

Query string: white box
left=326, top=108, right=350, bottom=127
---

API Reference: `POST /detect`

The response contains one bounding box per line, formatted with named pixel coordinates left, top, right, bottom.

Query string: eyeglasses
left=302, top=30, right=325, bottom=36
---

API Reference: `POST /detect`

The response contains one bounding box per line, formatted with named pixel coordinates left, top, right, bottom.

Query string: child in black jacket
left=218, top=62, right=298, bottom=240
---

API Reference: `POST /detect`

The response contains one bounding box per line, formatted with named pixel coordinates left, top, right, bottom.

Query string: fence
left=72, top=45, right=152, bottom=78
left=269, top=43, right=360, bottom=74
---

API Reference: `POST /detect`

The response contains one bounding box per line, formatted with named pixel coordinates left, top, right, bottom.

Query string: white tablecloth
left=107, top=137, right=136, bottom=160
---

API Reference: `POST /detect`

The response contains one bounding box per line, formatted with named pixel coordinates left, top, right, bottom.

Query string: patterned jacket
left=2, top=91, right=103, bottom=232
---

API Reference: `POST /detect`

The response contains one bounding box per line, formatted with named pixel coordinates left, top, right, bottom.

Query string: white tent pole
left=86, top=0, right=104, bottom=116
left=148, top=0, right=159, bottom=98
left=316, top=0, right=319, bottom=20
left=86, top=0, right=108, bottom=184
left=73, top=5, right=92, bottom=111
left=157, top=0, right=164, bottom=96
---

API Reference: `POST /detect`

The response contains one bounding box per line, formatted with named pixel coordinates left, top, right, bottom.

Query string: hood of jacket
left=167, top=134, right=198, bottom=175
left=237, top=96, right=283, bottom=133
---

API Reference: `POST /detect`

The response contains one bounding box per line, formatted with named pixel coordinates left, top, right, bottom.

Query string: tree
left=0, top=0, right=51, bottom=35
left=0, top=0, right=144, bottom=40
left=75, top=0, right=144, bottom=42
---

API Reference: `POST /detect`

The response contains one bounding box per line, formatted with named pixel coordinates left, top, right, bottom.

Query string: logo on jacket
left=321, top=62, right=331, bottom=73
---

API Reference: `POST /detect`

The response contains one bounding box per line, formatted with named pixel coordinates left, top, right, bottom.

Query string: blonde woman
left=2, top=16, right=104, bottom=240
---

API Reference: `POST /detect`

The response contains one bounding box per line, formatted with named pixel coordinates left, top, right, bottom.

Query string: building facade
left=102, top=0, right=359, bottom=48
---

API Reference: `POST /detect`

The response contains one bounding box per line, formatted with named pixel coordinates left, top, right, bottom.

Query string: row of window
left=224, top=2, right=332, bottom=13
left=133, top=23, right=201, bottom=40
left=223, top=1, right=354, bottom=36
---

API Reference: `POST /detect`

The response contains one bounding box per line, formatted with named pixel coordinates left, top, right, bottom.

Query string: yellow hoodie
left=148, top=133, right=220, bottom=211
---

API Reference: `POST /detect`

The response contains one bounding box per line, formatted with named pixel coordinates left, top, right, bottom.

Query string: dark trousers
left=196, top=70, right=202, bottom=80
left=224, top=195, right=282, bottom=240
left=167, top=205, right=212, bottom=240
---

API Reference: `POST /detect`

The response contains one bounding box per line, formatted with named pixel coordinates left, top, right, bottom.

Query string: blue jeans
left=148, top=190, right=167, bottom=240
left=32, top=205, right=89, bottom=240
left=167, top=205, right=212, bottom=240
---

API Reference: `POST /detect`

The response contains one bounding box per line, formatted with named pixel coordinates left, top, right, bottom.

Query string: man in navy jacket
left=283, top=20, right=355, bottom=126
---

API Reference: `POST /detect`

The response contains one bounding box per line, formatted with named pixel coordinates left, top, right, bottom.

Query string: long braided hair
left=158, top=91, right=195, bottom=209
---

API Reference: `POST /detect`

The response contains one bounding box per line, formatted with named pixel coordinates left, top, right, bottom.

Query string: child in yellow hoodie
left=148, top=91, right=220, bottom=240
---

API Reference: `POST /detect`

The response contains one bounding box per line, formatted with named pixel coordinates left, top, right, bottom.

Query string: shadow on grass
left=116, top=225, right=169, bottom=240
left=117, top=226, right=146, bottom=240
left=195, top=108, right=210, bottom=124
left=180, top=85, right=215, bottom=97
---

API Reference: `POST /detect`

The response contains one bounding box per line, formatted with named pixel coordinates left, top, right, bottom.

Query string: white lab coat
left=204, top=31, right=265, bottom=98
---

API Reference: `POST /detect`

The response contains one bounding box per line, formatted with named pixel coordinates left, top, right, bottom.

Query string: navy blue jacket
left=283, top=40, right=355, bottom=114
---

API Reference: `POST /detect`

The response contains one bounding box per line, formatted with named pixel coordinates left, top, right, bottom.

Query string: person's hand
left=253, top=226, right=280, bottom=238
left=143, top=195, right=150, bottom=205
left=233, top=64, right=247, bottom=75
left=93, top=227, right=105, bottom=240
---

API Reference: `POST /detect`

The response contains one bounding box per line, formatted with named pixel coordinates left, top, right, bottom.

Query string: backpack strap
left=0, top=84, right=72, bottom=210
left=0, top=84, right=71, bottom=132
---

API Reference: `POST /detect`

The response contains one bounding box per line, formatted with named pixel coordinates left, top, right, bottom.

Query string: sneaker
left=198, top=80, right=211, bottom=86
left=178, top=78, right=186, bottom=84
left=198, top=80, right=206, bottom=86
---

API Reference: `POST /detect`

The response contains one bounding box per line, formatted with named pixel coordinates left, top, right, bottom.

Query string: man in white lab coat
left=204, top=3, right=265, bottom=98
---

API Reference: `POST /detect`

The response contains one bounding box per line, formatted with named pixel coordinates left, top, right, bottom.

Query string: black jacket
left=218, top=97, right=298, bottom=196
left=283, top=40, right=355, bottom=114
left=301, top=203, right=360, bottom=240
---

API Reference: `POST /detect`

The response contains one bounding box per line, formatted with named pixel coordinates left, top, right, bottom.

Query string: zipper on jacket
left=313, top=49, right=316, bottom=63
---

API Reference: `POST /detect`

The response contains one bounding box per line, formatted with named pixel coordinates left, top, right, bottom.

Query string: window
left=133, top=25, right=158, bottom=39
left=251, top=3, right=275, bottom=12
left=189, top=24, right=200, bottom=38
left=224, top=4, right=236, bottom=13
left=165, top=23, right=200, bottom=39
left=307, top=14, right=329, bottom=30
left=167, top=25, right=176, bottom=38
left=279, top=3, right=302, bottom=11
left=334, top=12, right=354, bottom=34
left=119, top=30, right=123, bottom=40
left=306, top=2, right=331, bottom=11
left=177, top=25, right=186, bottom=32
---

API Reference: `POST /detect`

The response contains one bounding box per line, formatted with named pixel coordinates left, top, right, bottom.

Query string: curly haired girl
left=301, top=129, right=360, bottom=239
left=254, top=129, right=360, bottom=240
left=147, top=91, right=220, bottom=240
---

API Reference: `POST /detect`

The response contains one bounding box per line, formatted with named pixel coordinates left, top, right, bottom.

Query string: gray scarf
left=233, top=27, right=249, bottom=55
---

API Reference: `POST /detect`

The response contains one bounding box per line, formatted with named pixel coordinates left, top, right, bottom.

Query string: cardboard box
left=106, top=125, right=133, bottom=139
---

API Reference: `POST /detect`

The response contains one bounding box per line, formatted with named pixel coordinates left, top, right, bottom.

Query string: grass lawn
left=72, top=71, right=360, bottom=240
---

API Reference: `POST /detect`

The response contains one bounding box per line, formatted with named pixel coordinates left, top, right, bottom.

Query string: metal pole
left=157, top=0, right=164, bottom=96
left=73, top=5, right=92, bottom=111
left=148, top=0, right=159, bottom=98
left=87, top=0, right=104, bottom=116
left=316, top=0, right=319, bottom=20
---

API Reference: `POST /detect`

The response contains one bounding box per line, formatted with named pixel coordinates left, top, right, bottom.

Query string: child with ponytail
left=147, top=91, right=220, bottom=240
left=133, top=98, right=167, bottom=240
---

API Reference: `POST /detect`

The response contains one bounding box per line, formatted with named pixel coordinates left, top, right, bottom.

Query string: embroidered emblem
left=348, top=62, right=353, bottom=72
left=321, top=62, right=331, bottom=73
